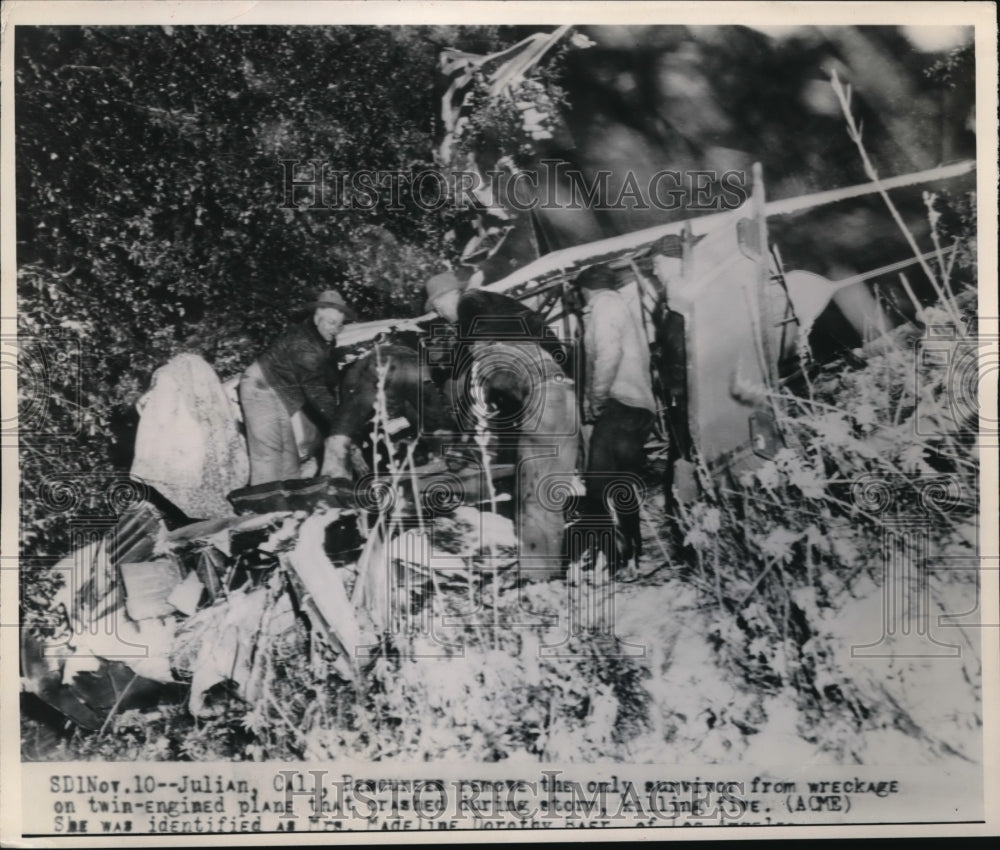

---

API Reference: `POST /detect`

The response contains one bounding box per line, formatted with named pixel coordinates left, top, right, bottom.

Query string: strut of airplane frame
left=336, top=159, right=976, bottom=348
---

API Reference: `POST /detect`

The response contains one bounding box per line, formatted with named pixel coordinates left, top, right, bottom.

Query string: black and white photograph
left=1, top=0, right=997, bottom=842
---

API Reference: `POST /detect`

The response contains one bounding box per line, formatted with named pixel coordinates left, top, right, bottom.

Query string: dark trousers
left=585, top=399, right=654, bottom=565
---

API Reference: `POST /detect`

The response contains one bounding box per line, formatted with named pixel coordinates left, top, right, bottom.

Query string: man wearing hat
left=425, top=269, right=578, bottom=580
left=574, top=264, right=658, bottom=569
left=424, top=270, right=570, bottom=375
left=239, top=290, right=355, bottom=484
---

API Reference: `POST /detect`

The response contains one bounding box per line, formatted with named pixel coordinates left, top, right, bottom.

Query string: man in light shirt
left=575, top=264, right=658, bottom=570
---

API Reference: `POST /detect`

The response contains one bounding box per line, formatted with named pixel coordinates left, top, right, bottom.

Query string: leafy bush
left=14, top=25, right=525, bottom=570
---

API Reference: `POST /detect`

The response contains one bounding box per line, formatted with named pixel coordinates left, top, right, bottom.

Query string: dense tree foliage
left=15, top=25, right=515, bottom=559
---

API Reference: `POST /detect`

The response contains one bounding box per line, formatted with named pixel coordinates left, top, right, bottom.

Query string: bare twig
left=830, top=70, right=965, bottom=333
left=945, top=238, right=962, bottom=284
left=737, top=555, right=779, bottom=609
left=98, top=672, right=140, bottom=738
left=712, top=537, right=723, bottom=610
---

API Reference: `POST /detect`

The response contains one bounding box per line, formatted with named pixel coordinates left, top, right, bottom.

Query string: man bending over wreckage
left=425, top=270, right=579, bottom=581
left=239, top=290, right=355, bottom=485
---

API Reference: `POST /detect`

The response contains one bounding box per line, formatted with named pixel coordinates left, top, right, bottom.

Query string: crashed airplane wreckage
left=21, top=159, right=976, bottom=732
left=342, top=158, right=975, bottom=479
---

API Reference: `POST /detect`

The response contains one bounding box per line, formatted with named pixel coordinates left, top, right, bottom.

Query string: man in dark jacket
left=424, top=271, right=570, bottom=376
left=239, top=290, right=354, bottom=484
left=425, top=271, right=579, bottom=580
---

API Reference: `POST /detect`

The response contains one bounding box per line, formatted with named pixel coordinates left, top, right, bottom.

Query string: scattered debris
left=120, top=559, right=183, bottom=621
left=22, top=452, right=528, bottom=734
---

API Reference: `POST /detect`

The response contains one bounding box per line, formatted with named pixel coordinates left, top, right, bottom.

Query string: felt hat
left=308, top=289, right=356, bottom=320
left=424, top=271, right=465, bottom=313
